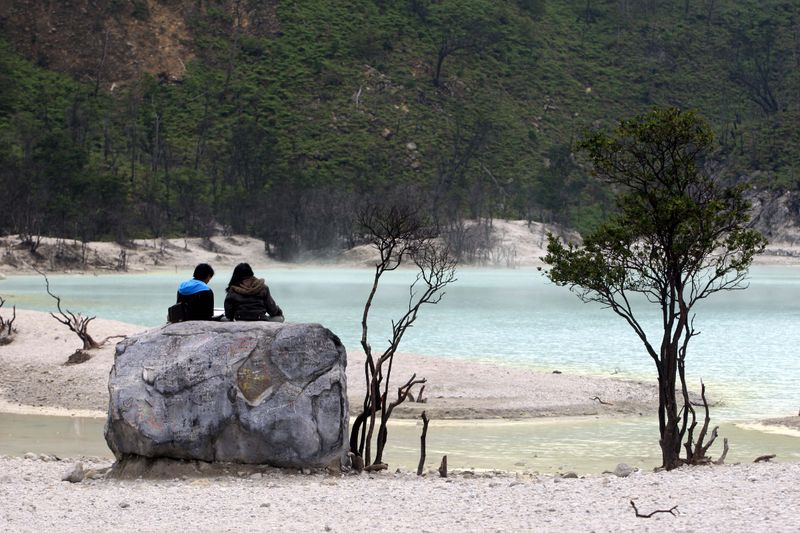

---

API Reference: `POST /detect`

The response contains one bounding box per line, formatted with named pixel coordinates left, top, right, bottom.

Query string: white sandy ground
left=0, top=310, right=658, bottom=419
left=2, top=219, right=799, bottom=273
left=1, top=455, right=799, bottom=532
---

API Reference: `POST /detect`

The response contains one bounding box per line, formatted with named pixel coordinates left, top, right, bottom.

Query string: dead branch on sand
left=630, top=500, right=679, bottom=518
left=591, top=396, right=613, bottom=405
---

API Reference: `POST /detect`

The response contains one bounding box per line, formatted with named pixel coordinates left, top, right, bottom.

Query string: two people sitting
left=175, top=262, right=284, bottom=322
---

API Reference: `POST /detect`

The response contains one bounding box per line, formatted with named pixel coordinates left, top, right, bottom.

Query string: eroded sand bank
left=0, top=310, right=658, bottom=420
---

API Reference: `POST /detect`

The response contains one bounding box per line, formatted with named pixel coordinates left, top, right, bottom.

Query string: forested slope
left=0, top=0, right=798, bottom=258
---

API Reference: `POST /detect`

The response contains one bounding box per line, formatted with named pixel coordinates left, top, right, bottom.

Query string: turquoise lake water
left=2, top=265, right=798, bottom=421
left=1, top=265, right=798, bottom=471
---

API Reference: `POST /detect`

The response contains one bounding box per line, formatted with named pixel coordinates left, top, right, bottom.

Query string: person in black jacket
left=176, top=263, right=215, bottom=321
left=224, top=263, right=284, bottom=322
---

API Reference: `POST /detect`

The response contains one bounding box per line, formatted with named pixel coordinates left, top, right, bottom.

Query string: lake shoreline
left=2, top=223, right=800, bottom=277
left=0, top=309, right=660, bottom=421
left=0, top=309, right=797, bottom=432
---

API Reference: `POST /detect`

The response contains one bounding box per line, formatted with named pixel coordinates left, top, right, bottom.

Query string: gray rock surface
left=105, top=321, right=348, bottom=468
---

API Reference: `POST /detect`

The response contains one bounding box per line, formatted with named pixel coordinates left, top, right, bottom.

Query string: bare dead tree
left=116, top=248, right=128, bottom=271
left=93, top=29, right=110, bottom=96
left=417, top=411, right=430, bottom=476
left=0, top=296, right=17, bottom=345
left=37, top=269, right=101, bottom=350
left=630, top=500, right=679, bottom=518
left=728, top=23, right=785, bottom=115
left=349, top=204, right=457, bottom=469
left=432, top=118, right=492, bottom=227
left=18, top=232, right=42, bottom=255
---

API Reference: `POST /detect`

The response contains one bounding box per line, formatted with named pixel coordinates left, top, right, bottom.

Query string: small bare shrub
left=0, top=296, right=16, bottom=345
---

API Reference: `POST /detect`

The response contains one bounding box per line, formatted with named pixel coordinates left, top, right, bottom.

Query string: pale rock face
left=105, top=321, right=348, bottom=468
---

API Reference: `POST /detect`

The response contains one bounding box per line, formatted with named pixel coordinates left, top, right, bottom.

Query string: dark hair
left=227, top=262, right=254, bottom=291
left=193, top=263, right=215, bottom=281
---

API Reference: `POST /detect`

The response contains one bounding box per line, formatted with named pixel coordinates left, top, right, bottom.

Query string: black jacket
left=224, top=277, right=283, bottom=321
left=176, top=289, right=214, bottom=321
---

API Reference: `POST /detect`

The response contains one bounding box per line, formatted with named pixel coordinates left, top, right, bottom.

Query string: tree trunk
left=657, top=349, right=682, bottom=470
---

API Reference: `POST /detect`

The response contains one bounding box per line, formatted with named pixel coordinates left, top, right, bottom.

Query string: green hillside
left=0, top=0, right=797, bottom=258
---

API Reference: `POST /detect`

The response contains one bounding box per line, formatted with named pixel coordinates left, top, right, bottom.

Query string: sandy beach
left=1, top=454, right=798, bottom=532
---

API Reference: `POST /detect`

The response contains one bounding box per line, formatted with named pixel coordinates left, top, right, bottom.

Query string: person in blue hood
left=176, top=263, right=215, bottom=321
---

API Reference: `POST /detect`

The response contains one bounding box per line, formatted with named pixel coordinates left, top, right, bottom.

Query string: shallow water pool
left=2, top=413, right=798, bottom=474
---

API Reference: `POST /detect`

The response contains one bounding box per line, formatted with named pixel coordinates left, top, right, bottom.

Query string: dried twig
left=417, top=411, right=429, bottom=476
left=754, top=454, right=776, bottom=463
left=630, top=500, right=679, bottom=518
left=99, top=334, right=128, bottom=345
left=591, top=396, right=613, bottom=406
left=683, top=381, right=722, bottom=465
left=416, top=384, right=427, bottom=403
left=713, top=438, right=729, bottom=465
left=694, top=382, right=719, bottom=458
left=349, top=452, right=364, bottom=473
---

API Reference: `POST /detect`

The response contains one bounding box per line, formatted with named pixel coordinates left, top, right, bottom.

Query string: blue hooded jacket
left=178, top=279, right=211, bottom=296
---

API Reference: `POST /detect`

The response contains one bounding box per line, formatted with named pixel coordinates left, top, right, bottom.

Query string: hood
left=229, top=276, right=266, bottom=296
left=178, top=279, right=212, bottom=296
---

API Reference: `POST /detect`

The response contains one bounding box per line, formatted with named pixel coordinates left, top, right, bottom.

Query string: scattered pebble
left=61, top=462, right=85, bottom=483
left=613, top=463, right=635, bottom=478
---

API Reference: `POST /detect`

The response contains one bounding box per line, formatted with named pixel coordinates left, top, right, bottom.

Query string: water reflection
left=2, top=413, right=798, bottom=474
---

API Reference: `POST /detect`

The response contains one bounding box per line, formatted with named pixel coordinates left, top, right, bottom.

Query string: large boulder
left=105, top=321, right=348, bottom=468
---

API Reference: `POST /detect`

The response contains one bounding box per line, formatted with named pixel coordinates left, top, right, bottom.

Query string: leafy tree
left=543, top=108, right=767, bottom=470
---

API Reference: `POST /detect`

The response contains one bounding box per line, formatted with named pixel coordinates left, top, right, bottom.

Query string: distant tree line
left=0, top=0, right=797, bottom=260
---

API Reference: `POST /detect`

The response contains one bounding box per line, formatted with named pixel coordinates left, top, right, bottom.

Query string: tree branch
left=630, top=500, right=679, bottom=518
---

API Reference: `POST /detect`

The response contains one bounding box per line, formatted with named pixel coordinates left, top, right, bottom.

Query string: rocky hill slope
left=0, top=0, right=798, bottom=252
